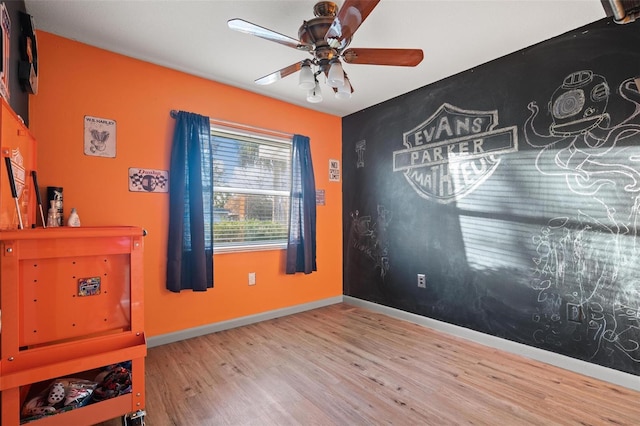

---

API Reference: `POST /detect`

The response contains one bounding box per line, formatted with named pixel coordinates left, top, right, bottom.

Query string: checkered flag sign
left=128, top=168, right=169, bottom=193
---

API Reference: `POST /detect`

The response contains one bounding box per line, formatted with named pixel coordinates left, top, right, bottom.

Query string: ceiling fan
left=228, top=0, right=424, bottom=103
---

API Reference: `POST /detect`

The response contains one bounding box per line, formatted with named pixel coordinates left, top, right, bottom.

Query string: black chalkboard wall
left=342, top=18, right=640, bottom=376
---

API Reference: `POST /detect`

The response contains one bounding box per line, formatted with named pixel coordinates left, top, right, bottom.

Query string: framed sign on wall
left=84, top=115, right=116, bottom=158
left=128, top=168, right=168, bottom=193
left=0, top=3, right=11, bottom=102
left=18, top=11, right=37, bottom=94
left=329, top=159, right=340, bottom=182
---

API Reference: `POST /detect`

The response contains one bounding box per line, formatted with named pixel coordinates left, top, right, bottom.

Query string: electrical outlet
left=248, top=272, right=256, bottom=286
left=417, top=274, right=426, bottom=288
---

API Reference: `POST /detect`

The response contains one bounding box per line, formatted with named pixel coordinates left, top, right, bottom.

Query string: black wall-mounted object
left=343, top=17, right=640, bottom=376
left=18, top=10, right=37, bottom=95
left=1, top=0, right=29, bottom=125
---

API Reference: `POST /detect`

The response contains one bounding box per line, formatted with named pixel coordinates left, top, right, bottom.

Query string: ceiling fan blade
left=342, top=48, right=424, bottom=66
left=255, top=62, right=303, bottom=85
left=325, top=0, right=381, bottom=43
left=228, top=19, right=312, bottom=51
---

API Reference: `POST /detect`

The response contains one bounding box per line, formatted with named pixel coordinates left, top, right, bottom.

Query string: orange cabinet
left=0, top=100, right=36, bottom=231
left=0, top=226, right=146, bottom=425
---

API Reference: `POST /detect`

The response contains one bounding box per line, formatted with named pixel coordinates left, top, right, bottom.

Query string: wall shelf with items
left=0, top=226, right=146, bottom=425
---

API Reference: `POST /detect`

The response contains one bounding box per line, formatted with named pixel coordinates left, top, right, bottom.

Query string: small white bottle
left=67, top=208, right=81, bottom=227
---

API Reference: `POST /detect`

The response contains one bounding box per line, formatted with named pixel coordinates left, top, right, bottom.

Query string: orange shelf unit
left=0, top=226, right=146, bottom=426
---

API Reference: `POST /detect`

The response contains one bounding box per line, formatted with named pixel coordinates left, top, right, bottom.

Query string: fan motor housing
left=298, top=16, right=335, bottom=45
left=298, top=1, right=351, bottom=52
left=313, top=1, right=338, bottom=17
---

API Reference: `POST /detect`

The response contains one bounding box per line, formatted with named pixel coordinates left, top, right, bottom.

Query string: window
left=211, top=123, right=292, bottom=252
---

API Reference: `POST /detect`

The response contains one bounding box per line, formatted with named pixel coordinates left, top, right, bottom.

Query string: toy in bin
left=93, top=361, right=133, bottom=401
left=21, top=378, right=97, bottom=421
left=20, top=362, right=133, bottom=422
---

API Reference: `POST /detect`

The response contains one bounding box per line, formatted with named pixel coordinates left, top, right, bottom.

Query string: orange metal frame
left=0, top=99, right=37, bottom=231
left=0, top=226, right=146, bottom=425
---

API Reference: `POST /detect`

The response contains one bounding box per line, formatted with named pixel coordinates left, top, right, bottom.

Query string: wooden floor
left=98, top=303, right=640, bottom=425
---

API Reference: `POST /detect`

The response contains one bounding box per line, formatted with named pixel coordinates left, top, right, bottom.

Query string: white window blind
left=212, top=124, right=292, bottom=251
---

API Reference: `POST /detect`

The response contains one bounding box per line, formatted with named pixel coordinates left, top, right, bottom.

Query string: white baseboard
left=147, top=296, right=344, bottom=348
left=343, top=296, right=640, bottom=392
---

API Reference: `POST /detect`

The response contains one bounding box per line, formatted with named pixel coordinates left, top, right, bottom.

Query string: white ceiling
left=24, top=0, right=606, bottom=117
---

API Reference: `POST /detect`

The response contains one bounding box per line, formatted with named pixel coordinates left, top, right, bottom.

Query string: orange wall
left=29, top=32, right=343, bottom=337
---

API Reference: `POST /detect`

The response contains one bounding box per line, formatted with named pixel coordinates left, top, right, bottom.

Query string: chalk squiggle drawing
left=349, top=205, right=392, bottom=278
left=526, top=70, right=640, bottom=363
left=355, top=140, right=366, bottom=168
left=530, top=215, right=640, bottom=361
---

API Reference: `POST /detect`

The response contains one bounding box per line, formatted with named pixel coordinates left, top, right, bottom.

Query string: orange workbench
left=0, top=226, right=146, bottom=425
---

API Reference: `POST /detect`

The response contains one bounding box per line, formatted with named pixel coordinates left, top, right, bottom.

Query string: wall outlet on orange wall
left=248, top=272, right=256, bottom=286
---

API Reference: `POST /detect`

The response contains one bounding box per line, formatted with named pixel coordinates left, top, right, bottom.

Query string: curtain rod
left=170, top=109, right=293, bottom=140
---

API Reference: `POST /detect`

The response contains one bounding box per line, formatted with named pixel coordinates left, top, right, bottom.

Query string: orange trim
left=1, top=336, right=146, bottom=388
left=0, top=226, right=144, bottom=240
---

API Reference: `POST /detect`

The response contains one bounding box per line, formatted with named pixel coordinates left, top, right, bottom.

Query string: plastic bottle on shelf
left=67, top=208, right=81, bottom=227
left=46, top=201, right=58, bottom=227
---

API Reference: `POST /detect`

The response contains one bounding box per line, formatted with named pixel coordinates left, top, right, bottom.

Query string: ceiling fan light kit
left=307, top=80, right=323, bottom=103
left=228, top=0, right=423, bottom=104
left=327, top=60, right=345, bottom=88
left=335, top=76, right=352, bottom=99
left=298, top=61, right=316, bottom=89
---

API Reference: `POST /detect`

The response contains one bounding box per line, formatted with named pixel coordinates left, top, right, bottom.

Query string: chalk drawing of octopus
left=526, top=71, right=640, bottom=364
left=524, top=70, right=640, bottom=197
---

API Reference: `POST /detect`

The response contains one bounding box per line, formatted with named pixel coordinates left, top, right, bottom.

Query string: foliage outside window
left=212, top=124, right=291, bottom=252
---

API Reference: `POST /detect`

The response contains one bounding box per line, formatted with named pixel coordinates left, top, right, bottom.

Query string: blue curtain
left=286, top=134, right=317, bottom=274
left=166, top=111, right=214, bottom=292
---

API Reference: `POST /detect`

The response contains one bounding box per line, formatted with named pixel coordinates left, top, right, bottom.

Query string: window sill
left=214, top=242, right=287, bottom=254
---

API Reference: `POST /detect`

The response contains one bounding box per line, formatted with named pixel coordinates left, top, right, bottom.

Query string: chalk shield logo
left=393, top=103, right=518, bottom=203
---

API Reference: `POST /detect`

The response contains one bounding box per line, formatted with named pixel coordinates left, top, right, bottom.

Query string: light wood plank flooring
left=98, top=303, right=640, bottom=425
